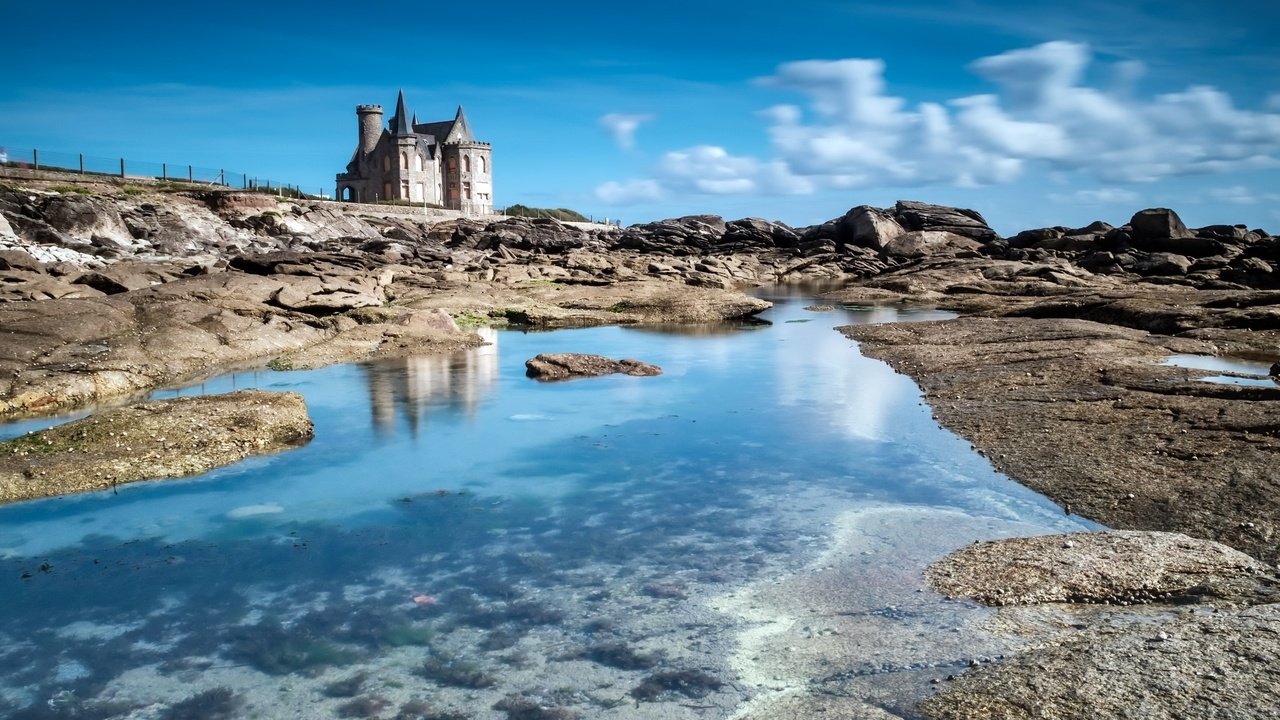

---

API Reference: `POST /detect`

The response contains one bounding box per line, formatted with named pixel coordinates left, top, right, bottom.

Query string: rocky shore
left=2, top=177, right=1278, bottom=717
left=0, top=389, right=312, bottom=503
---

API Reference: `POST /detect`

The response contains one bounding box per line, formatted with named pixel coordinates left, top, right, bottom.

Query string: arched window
left=414, top=154, right=422, bottom=171
left=463, top=155, right=471, bottom=173
left=479, top=156, right=487, bottom=173
left=382, top=156, right=390, bottom=171
left=401, top=151, right=408, bottom=170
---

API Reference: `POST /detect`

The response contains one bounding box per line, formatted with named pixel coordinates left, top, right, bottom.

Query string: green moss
left=267, top=356, right=296, bottom=371
left=453, top=312, right=491, bottom=329
left=605, top=302, right=630, bottom=313
left=49, top=184, right=92, bottom=195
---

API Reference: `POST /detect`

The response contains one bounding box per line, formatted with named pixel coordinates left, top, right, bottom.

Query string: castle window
left=463, top=155, right=471, bottom=173
left=382, top=156, right=390, bottom=171
left=479, top=156, right=487, bottom=173
left=448, top=158, right=456, bottom=172
left=464, top=182, right=472, bottom=200
left=401, top=152, right=408, bottom=170
left=414, top=154, right=423, bottom=171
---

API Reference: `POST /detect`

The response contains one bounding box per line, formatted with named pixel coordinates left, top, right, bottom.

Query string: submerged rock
left=0, top=389, right=313, bottom=504
left=524, top=353, right=662, bottom=381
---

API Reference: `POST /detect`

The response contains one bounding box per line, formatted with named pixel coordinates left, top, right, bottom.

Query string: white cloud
left=594, top=179, right=664, bottom=204
left=1209, top=186, right=1257, bottom=204
left=596, top=41, right=1280, bottom=204
left=1049, top=188, right=1140, bottom=204
left=599, top=113, right=654, bottom=150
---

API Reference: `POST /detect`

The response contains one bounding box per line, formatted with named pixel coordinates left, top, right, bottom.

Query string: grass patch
left=502, top=204, right=588, bottom=222
left=49, top=184, right=92, bottom=195
left=121, top=185, right=146, bottom=196
left=267, top=356, right=296, bottom=371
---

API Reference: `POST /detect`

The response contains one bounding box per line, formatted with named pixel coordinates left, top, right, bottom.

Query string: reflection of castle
left=364, top=328, right=500, bottom=433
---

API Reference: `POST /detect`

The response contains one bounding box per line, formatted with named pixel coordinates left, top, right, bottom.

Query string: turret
left=356, top=104, right=383, bottom=156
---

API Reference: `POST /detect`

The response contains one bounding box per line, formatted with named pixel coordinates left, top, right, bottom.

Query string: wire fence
left=0, top=146, right=327, bottom=199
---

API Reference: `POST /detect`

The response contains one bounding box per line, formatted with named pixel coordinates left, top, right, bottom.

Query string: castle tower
left=356, top=104, right=383, bottom=156
left=440, top=106, right=493, bottom=215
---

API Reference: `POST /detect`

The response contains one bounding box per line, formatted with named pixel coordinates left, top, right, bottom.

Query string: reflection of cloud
left=773, top=315, right=902, bottom=440
left=364, top=328, right=500, bottom=434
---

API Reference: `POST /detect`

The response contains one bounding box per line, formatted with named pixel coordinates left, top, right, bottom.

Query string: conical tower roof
left=391, top=89, right=411, bottom=135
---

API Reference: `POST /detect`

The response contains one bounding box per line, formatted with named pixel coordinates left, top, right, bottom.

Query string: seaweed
left=160, top=687, right=242, bottom=720
left=336, top=695, right=390, bottom=718
left=415, top=652, right=497, bottom=688
left=394, top=699, right=472, bottom=720
left=323, top=671, right=369, bottom=698
left=224, top=623, right=360, bottom=675
left=493, top=694, right=578, bottom=720
left=583, top=641, right=661, bottom=670
left=630, top=669, right=724, bottom=701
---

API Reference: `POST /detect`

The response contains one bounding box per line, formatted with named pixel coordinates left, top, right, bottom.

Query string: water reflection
left=0, top=298, right=1092, bottom=720
left=363, top=327, right=501, bottom=433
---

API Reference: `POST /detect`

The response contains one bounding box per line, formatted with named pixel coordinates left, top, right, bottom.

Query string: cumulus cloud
left=599, top=113, right=654, bottom=150
left=1049, top=188, right=1140, bottom=204
left=1209, top=186, right=1258, bottom=205
left=595, top=178, right=664, bottom=204
left=595, top=41, right=1280, bottom=205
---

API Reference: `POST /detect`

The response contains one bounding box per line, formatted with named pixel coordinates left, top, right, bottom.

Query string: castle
left=336, top=91, right=493, bottom=214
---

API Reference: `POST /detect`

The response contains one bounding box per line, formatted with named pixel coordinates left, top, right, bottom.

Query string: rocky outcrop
left=524, top=353, right=662, bottom=381
left=929, top=531, right=1269, bottom=607
left=0, top=389, right=312, bottom=504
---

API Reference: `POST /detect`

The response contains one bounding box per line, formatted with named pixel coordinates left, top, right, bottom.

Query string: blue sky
left=3, top=0, right=1278, bottom=233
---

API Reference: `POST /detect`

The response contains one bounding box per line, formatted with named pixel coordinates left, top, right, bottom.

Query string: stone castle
left=336, top=91, right=493, bottom=214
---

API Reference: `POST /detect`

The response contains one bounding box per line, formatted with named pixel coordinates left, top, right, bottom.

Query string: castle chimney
left=356, top=104, right=383, bottom=156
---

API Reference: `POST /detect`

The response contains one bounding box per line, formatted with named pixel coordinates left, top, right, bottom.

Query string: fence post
left=162, top=163, right=167, bottom=180
left=33, top=149, right=39, bottom=170
left=188, top=165, right=193, bottom=182
left=79, top=154, right=84, bottom=174
left=120, top=158, right=125, bottom=178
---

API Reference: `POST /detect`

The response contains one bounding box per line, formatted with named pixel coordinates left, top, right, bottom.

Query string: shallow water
left=0, top=296, right=1094, bottom=719
left=1161, top=354, right=1277, bottom=388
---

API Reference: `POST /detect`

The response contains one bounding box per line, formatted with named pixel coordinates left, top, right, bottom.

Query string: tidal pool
left=0, top=296, right=1094, bottom=719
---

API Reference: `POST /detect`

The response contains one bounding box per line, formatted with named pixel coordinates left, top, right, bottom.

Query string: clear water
left=0, top=297, right=1095, bottom=719
left=1161, top=353, right=1276, bottom=386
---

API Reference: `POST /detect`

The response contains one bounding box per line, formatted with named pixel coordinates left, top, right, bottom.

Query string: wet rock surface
left=0, top=389, right=312, bottom=503
left=524, top=353, right=662, bottom=381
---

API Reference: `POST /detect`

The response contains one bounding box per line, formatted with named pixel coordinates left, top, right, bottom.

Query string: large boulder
left=838, top=205, right=905, bottom=250
left=892, top=200, right=998, bottom=242
left=1129, top=208, right=1192, bottom=241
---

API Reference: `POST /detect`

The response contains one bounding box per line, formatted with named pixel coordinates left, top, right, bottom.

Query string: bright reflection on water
left=0, top=297, right=1094, bottom=719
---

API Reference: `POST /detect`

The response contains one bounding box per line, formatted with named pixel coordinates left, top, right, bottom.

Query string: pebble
left=1063, top=540, right=1075, bottom=549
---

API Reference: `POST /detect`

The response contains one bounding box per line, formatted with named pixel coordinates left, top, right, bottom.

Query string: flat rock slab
left=0, top=389, right=312, bottom=504
left=930, top=530, right=1268, bottom=607
left=525, top=353, right=662, bottom=381
left=921, top=603, right=1280, bottom=720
